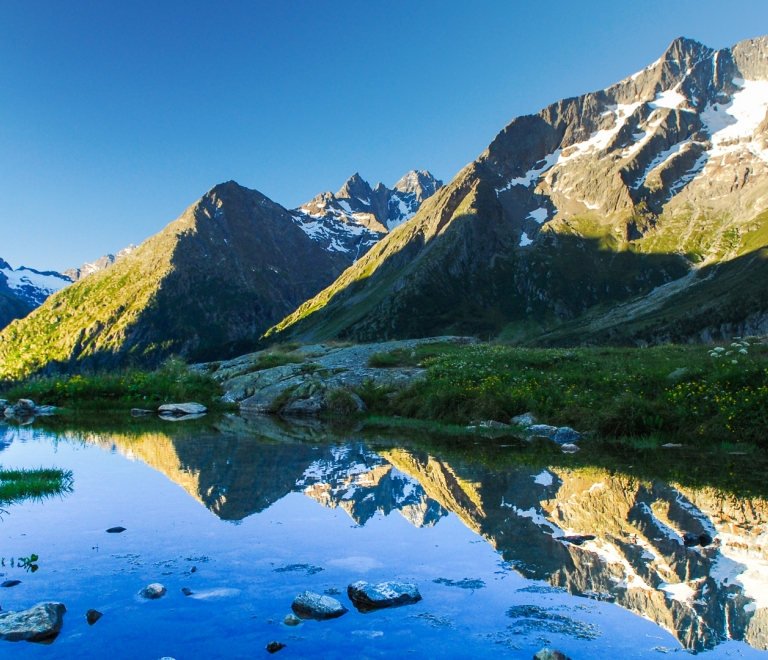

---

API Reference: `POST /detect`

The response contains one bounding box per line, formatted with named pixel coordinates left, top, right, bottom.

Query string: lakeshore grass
left=0, top=357, right=227, bottom=410
left=0, top=467, right=74, bottom=506
left=358, top=340, right=768, bottom=446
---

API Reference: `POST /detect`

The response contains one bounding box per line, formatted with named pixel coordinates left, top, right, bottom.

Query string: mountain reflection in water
left=12, top=414, right=768, bottom=654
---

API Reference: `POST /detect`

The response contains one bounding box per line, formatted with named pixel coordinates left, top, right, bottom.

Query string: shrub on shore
left=0, top=357, right=225, bottom=410
left=360, top=341, right=768, bottom=445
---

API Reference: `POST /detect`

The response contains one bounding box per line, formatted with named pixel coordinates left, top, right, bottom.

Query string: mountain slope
left=269, top=36, right=768, bottom=344
left=0, top=182, right=354, bottom=378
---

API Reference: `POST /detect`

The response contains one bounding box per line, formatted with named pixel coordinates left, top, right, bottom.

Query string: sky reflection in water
left=0, top=418, right=766, bottom=659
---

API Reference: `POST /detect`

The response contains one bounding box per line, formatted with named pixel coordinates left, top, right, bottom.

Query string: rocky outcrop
left=196, top=336, right=477, bottom=415
left=0, top=602, right=66, bottom=643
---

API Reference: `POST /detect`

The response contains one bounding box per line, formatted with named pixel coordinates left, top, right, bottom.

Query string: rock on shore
left=194, top=336, right=478, bottom=416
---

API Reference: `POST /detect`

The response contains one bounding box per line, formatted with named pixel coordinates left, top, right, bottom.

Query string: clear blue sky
left=2, top=1, right=767, bottom=271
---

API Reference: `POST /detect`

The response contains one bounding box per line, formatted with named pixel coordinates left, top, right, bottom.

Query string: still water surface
left=0, top=415, right=766, bottom=659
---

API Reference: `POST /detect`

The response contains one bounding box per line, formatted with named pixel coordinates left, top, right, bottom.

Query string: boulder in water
left=139, top=583, right=167, bottom=599
left=347, top=581, right=422, bottom=612
left=291, top=591, right=347, bottom=620
left=0, top=602, right=66, bottom=643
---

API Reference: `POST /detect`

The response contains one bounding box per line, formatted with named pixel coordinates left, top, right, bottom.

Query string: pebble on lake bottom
left=266, top=641, right=286, bottom=653
left=283, top=614, right=301, bottom=626
left=181, top=588, right=193, bottom=596
left=1, top=580, right=20, bottom=588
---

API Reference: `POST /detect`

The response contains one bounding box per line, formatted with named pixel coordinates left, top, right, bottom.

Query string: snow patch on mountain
left=0, top=263, right=70, bottom=307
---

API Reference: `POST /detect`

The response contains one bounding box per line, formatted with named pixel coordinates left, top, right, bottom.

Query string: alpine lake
left=1, top=412, right=767, bottom=659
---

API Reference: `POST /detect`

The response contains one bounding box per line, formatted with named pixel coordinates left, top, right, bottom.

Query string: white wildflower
left=739, top=349, right=748, bottom=354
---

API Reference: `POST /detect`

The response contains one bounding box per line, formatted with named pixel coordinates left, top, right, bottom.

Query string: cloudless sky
left=2, top=1, right=768, bottom=271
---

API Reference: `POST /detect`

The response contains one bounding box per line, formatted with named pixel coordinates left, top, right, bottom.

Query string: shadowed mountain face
left=270, top=35, right=768, bottom=345
left=68, top=423, right=768, bottom=654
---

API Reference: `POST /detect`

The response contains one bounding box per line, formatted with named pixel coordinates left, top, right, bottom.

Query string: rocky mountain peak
left=393, top=170, right=443, bottom=202
left=336, top=172, right=373, bottom=204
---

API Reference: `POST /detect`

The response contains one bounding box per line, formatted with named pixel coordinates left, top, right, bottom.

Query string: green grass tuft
left=0, top=467, right=74, bottom=506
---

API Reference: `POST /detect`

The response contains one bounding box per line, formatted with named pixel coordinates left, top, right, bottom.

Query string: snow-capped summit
left=63, top=244, right=136, bottom=282
left=292, top=170, right=442, bottom=260
left=0, top=262, right=70, bottom=308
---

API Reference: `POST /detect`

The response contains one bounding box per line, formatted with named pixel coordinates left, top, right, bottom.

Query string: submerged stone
left=106, top=526, right=126, bottom=534
left=534, top=649, right=572, bottom=660
left=283, top=613, right=301, bottom=626
left=1, top=580, right=21, bottom=588
left=0, top=602, right=66, bottom=643
left=348, top=581, right=422, bottom=612
left=266, top=641, right=286, bottom=653
left=139, top=583, right=167, bottom=599
left=291, top=591, right=347, bottom=620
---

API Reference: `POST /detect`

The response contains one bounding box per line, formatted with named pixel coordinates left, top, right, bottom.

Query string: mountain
left=0, top=182, right=359, bottom=378
left=269, top=36, right=768, bottom=345
left=0, top=258, right=70, bottom=329
left=63, top=245, right=136, bottom=282
left=290, top=170, right=442, bottom=259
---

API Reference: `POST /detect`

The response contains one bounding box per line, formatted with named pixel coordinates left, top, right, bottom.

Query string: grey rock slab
left=347, top=581, right=422, bottom=612
left=16, top=399, right=35, bottom=411
left=281, top=395, right=327, bottom=417
left=0, top=602, right=66, bottom=643
left=213, top=336, right=476, bottom=407
left=291, top=591, right=347, bottom=620
left=33, top=406, right=57, bottom=416
left=157, top=402, right=207, bottom=415
left=139, top=583, right=167, bottom=599
left=560, top=443, right=580, bottom=453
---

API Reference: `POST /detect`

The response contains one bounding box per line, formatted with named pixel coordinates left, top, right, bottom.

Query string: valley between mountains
left=3, top=36, right=768, bottom=378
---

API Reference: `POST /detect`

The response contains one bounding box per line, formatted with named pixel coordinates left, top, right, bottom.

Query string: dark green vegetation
left=1, top=358, right=226, bottom=410
left=356, top=340, right=768, bottom=445
left=0, top=467, right=74, bottom=507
